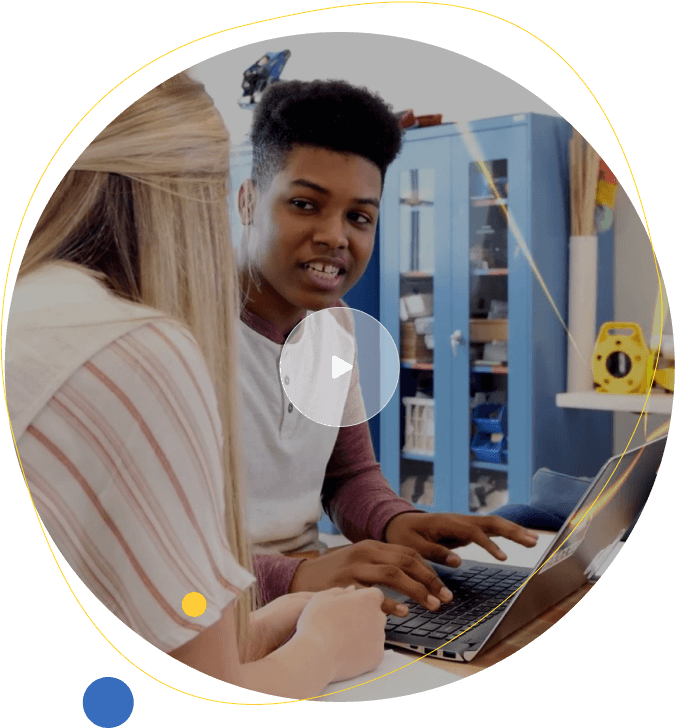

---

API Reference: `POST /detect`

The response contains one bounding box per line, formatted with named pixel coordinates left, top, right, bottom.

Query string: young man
left=237, top=80, right=537, bottom=614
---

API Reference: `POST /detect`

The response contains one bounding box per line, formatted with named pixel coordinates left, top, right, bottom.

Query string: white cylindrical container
left=567, top=235, right=598, bottom=392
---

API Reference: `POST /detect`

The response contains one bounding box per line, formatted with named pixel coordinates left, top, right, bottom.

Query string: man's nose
left=312, top=213, right=348, bottom=250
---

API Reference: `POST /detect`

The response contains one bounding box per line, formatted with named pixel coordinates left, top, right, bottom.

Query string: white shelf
left=556, top=391, right=673, bottom=415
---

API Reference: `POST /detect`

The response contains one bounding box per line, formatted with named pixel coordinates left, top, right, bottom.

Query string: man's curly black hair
left=250, top=79, right=402, bottom=190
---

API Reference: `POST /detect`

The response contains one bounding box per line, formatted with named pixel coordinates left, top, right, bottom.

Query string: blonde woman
left=5, top=72, right=385, bottom=699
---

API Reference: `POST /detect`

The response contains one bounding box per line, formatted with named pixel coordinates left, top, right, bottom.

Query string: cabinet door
left=380, top=136, right=452, bottom=511
left=449, top=124, right=529, bottom=513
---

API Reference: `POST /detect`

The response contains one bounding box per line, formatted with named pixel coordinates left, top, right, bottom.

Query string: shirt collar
left=240, top=300, right=345, bottom=345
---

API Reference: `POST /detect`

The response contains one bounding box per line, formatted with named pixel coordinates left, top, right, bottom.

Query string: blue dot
left=83, top=678, right=134, bottom=727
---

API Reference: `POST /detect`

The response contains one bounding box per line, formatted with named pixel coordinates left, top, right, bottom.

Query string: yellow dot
left=182, top=592, right=207, bottom=617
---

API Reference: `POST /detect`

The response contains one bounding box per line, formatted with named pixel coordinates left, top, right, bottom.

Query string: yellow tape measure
left=655, top=368, right=674, bottom=392
left=592, top=322, right=673, bottom=394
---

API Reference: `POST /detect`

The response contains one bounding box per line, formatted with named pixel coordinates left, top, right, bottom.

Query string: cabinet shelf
left=399, top=198, right=434, bottom=207
left=401, top=271, right=433, bottom=279
left=471, top=460, right=509, bottom=473
left=472, top=365, right=508, bottom=374
left=401, top=451, right=509, bottom=473
left=472, top=268, right=508, bottom=276
left=471, top=197, right=508, bottom=208
left=401, top=362, right=510, bottom=374
left=402, top=451, right=435, bottom=462
left=401, top=361, right=434, bottom=371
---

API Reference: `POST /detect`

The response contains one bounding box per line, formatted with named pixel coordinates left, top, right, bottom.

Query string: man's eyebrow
left=290, top=178, right=380, bottom=209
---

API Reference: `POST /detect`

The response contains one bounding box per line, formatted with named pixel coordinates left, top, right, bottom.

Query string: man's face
left=247, top=145, right=382, bottom=314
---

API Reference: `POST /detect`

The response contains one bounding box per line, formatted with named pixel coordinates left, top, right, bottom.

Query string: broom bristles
left=569, top=128, right=599, bottom=237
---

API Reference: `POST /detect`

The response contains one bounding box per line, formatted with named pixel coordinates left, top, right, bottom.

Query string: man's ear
left=238, top=179, right=256, bottom=225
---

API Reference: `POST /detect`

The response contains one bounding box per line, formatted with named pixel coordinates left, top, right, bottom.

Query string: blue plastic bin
left=472, top=404, right=507, bottom=434
left=470, top=432, right=504, bottom=464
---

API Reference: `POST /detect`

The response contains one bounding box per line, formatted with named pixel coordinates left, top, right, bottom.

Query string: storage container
left=472, top=403, right=507, bottom=434
left=402, top=396, right=435, bottom=455
left=470, top=432, right=504, bottom=464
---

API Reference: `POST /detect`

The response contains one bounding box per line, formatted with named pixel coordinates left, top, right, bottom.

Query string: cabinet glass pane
left=468, top=160, right=509, bottom=512
left=399, top=168, right=435, bottom=507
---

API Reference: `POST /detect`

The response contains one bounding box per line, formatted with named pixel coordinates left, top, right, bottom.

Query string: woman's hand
left=294, top=586, right=386, bottom=683
left=248, top=592, right=313, bottom=657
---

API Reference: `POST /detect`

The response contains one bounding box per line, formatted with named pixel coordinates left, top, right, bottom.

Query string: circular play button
left=279, top=307, right=399, bottom=427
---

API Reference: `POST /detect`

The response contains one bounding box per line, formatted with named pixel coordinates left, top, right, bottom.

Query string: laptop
left=385, top=434, right=667, bottom=662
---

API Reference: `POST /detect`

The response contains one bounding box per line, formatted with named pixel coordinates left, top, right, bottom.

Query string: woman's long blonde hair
left=20, top=72, right=254, bottom=646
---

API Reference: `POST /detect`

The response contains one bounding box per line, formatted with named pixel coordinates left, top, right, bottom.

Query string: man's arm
left=321, top=420, right=420, bottom=542
left=253, top=553, right=306, bottom=605
left=323, top=421, right=539, bottom=566
left=323, top=301, right=419, bottom=539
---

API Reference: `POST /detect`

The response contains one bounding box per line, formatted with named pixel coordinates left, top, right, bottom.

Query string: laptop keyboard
left=385, top=565, right=529, bottom=642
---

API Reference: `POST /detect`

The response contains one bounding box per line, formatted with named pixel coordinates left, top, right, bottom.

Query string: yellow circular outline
left=1, top=1, right=665, bottom=707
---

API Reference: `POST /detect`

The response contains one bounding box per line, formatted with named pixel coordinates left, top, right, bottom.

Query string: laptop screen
left=533, top=435, right=667, bottom=580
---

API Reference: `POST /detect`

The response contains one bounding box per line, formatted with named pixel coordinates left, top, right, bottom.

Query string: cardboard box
left=470, top=318, right=508, bottom=342
left=401, top=322, right=433, bottom=362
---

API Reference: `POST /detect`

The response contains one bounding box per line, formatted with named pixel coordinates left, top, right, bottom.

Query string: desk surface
left=302, top=531, right=595, bottom=683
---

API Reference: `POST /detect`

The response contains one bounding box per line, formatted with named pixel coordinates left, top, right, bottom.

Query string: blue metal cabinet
left=379, top=114, right=613, bottom=514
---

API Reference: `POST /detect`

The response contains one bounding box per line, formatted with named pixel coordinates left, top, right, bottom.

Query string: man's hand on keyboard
left=289, top=540, right=454, bottom=616
left=383, top=512, right=539, bottom=567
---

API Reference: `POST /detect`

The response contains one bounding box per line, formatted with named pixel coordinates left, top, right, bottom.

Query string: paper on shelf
left=399, top=298, right=409, bottom=322
left=316, top=649, right=461, bottom=702
left=401, top=293, right=433, bottom=319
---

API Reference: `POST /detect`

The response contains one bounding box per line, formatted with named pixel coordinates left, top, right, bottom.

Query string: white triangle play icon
left=332, top=354, right=353, bottom=380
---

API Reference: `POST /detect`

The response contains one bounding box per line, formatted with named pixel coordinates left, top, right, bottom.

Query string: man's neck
left=241, top=274, right=305, bottom=339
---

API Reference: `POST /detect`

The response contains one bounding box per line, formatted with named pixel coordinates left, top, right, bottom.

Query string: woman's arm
left=170, top=602, right=334, bottom=699
left=170, top=586, right=386, bottom=700
left=247, top=592, right=313, bottom=656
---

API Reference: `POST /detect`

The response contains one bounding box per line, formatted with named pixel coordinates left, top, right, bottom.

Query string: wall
left=612, top=185, right=671, bottom=453
left=190, top=32, right=558, bottom=145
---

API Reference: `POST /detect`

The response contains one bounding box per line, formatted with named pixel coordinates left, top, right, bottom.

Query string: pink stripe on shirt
left=27, top=424, right=198, bottom=629
left=84, top=360, right=235, bottom=591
